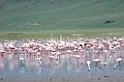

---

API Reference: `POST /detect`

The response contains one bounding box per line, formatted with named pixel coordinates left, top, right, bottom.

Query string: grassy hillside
left=0, top=0, right=124, bottom=39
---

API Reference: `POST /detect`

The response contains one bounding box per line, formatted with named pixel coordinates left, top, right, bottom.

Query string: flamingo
left=73, top=55, right=83, bottom=65
left=55, top=51, right=61, bottom=60
left=19, top=57, right=25, bottom=66
left=66, top=50, right=72, bottom=58
left=86, top=61, right=91, bottom=71
left=36, top=57, right=42, bottom=66
left=73, top=55, right=81, bottom=59
left=48, top=55, right=58, bottom=66
left=36, top=52, right=42, bottom=66
left=114, top=58, right=122, bottom=70
left=92, top=59, right=100, bottom=67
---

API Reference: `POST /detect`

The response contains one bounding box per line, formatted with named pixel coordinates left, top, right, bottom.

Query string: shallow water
left=0, top=53, right=124, bottom=80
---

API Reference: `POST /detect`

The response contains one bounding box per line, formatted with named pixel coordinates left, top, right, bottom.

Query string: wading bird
left=114, top=58, right=122, bottom=70
left=92, top=59, right=100, bottom=67
left=86, top=61, right=91, bottom=71
left=19, top=57, right=25, bottom=66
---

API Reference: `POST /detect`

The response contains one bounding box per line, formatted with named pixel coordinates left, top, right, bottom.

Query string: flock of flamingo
left=0, top=35, right=124, bottom=71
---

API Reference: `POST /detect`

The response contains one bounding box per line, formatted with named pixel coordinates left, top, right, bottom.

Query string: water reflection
left=0, top=59, right=5, bottom=69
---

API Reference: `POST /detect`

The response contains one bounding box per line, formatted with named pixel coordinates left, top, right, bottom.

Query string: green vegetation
left=0, top=0, right=124, bottom=40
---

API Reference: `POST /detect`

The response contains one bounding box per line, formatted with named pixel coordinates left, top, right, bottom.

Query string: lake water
left=0, top=52, right=124, bottom=80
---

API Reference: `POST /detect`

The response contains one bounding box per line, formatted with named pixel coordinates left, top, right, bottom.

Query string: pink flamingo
left=73, top=55, right=83, bottom=65
left=66, top=50, right=72, bottom=58
left=114, top=58, right=122, bottom=70
left=73, top=55, right=81, bottom=59
left=48, top=55, right=58, bottom=66
left=56, top=51, right=61, bottom=60
left=92, top=59, right=100, bottom=67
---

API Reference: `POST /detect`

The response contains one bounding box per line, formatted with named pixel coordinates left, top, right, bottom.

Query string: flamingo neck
left=114, top=63, right=117, bottom=69
left=88, top=64, right=90, bottom=71
left=87, top=61, right=91, bottom=71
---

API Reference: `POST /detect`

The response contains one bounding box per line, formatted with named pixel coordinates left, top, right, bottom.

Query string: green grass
left=0, top=0, right=124, bottom=40
left=0, top=28, right=124, bottom=40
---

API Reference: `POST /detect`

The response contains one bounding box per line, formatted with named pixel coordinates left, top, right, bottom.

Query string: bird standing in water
left=87, top=61, right=91, bottom=71
left=114, top=58, right=122, bottom=70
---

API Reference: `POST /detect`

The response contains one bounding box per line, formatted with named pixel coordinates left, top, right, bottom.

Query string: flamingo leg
left=95, top=63, right=97, bottom=67
left=119, top=62, right=121, bottom=68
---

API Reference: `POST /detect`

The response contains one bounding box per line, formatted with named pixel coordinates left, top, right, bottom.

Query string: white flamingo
left=114, top=58, right=122, bottom=70
left=19, top=57, right=25, bottom=66
left=86, top=61, right=91, bottom=71
left=36, top=57, right=42, bottom=66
